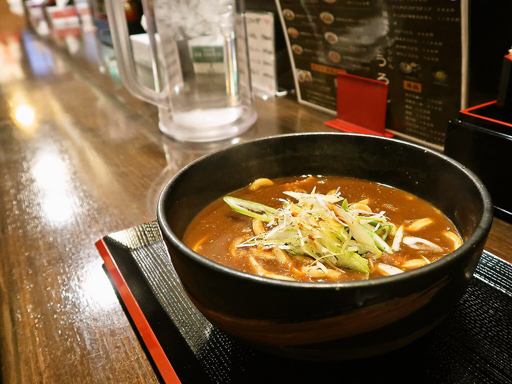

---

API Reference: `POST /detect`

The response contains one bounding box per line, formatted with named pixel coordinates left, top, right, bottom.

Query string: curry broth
left=183, top=176, right=460, bottom=282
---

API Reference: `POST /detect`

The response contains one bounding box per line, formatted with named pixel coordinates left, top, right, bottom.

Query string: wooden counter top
left=0, top=33, right=510, bottom=383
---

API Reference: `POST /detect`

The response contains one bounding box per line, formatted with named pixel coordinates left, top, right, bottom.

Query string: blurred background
left=1, top=0, right=511, bottom=218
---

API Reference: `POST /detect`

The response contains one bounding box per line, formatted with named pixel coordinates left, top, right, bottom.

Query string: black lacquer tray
left=96, top=222, right=512, bottom=384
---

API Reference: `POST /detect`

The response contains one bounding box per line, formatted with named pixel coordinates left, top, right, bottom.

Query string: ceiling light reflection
left=81, top=262, right=117, bottom=310
left=12, top=103, right=37, bottom=134
left=41, top=191, right=74, bottom=223
left=32, top=151, right=68, bottom=189
left=32, top=150, right=76, bottom=225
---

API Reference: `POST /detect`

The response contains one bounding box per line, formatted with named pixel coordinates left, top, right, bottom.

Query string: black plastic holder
left=446, top=100, right=512, bottom=222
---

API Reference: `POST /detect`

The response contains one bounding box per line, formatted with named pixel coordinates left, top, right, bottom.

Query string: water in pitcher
left=106, top=0, right=256, bottom=141
left=153, top=0, right=256, bottom=141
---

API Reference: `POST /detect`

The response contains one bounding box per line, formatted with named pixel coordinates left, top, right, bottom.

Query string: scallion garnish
left=224, top=189, right=399, bottom=275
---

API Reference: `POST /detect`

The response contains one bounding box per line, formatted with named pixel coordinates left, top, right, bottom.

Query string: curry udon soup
left=183, top=176, right=463, bottom=282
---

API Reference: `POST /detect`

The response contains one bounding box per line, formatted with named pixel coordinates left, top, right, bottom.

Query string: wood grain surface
left=0, top=32, right=510, bottom=384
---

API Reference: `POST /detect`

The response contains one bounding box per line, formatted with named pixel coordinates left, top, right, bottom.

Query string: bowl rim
left=157, top=132, right=493, bottom=290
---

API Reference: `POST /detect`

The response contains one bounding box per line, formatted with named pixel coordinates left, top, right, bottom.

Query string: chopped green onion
left=223, top=196, right=277, bottom=222
left=224, top=188, right=397, bottom=276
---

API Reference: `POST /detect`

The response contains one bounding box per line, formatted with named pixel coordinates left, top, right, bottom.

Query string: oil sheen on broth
left=183, top=176, right=462, bottom=282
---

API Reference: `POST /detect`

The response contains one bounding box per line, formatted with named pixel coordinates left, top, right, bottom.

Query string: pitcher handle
left=105, top=0, right=167, bottom=106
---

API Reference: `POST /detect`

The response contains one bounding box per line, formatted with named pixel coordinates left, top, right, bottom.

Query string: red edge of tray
left=460, top=100, right=512, bottom=128
left=95, top=238, right=181, bottom=384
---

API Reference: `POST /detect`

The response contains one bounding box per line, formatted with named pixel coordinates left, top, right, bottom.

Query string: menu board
left=275, top=0, right=467, bottom=146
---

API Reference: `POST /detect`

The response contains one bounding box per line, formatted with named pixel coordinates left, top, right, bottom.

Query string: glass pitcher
left=106, top=0, right=257, bottom=142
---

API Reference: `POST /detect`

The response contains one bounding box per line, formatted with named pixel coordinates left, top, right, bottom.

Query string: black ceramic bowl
left=157, top=133, right=492, bottom=360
